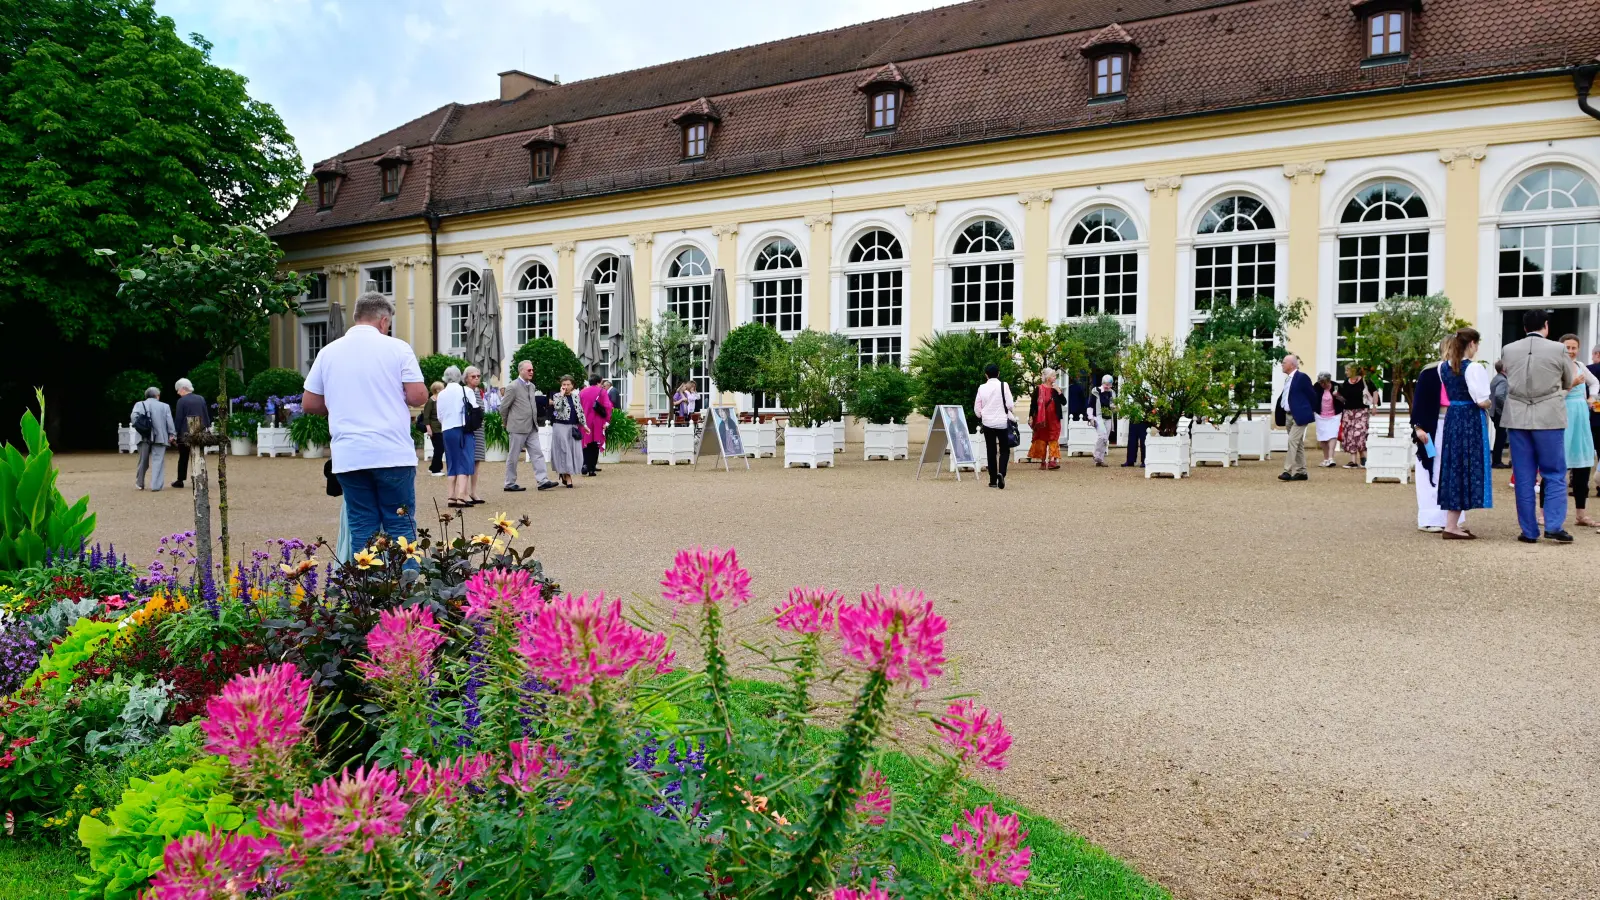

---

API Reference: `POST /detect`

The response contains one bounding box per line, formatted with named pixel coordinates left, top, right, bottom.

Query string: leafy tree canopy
left=0, top=0, right=303, bottom=347
left=509, top=338, right=585, bottom=395
left=908, top=331, right=1018, bottom=418
left=1349, top=293, right=1466, bottom=436
left=761, top=330, right=856, bottom=428
left=711, top=322, right=784, bottom=396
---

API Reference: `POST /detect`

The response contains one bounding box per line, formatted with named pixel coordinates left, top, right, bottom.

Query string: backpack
left=132, top=401, right=154, bottom=441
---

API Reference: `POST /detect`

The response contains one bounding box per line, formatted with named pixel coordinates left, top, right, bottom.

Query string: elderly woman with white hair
left=1027, top=367, right=1065, bottom=469
left=1311, top=371, right=1345, bottom=467
left=1088, top=374, right=1116, bottom=466
left=436, top=365, right=482, bottom=508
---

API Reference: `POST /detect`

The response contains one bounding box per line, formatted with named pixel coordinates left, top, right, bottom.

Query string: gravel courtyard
left=58, top=447, right=1600, bottom=900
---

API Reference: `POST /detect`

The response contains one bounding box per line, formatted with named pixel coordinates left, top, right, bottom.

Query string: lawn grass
left=719, top=678, right=1169, bottom=899
left=0, top=840, right=79, bottom=900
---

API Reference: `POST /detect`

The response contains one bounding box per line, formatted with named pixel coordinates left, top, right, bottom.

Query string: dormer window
left=372, top=146, right=411, bottom=201
left=683, top=123, right=708, bottom=159
left=1078, top=24, right=1138, bottom=102
left=1352, top=0, right=1419, bottom=63
left=1093, top=54, right=1127, bottom=97
left=857, top=62, right=912, bottom=133
left=670, top=98, right=720, bottom=161
left=310, top=157, right=346, bottom=211
left=521, top=125, right=566, bottom=184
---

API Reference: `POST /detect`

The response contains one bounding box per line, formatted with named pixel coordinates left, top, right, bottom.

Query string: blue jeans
left=1509, top=428, right=1566, bottom=538
left=335, top=465, right=417, bottom=552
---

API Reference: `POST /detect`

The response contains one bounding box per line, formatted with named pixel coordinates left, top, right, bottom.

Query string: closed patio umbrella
left=466, top=267, right=504, bottom=383
left=325, top=295, right=347, bottom=342
left=706, top=268, right=731, bottom=375
left=576, top=279, right=602, bottom=373
left=609, top=255, right=637, bottom=374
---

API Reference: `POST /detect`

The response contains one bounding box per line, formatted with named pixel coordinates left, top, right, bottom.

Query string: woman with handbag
left=972, top=363, right=1016, bottom=489
left=548, top=375, right=589, bottom=488
left=1028, top=367, right=1065, bottom=470
left=1336, top=365, right=1374, bottom=469
left=436, top=365, right=481, bottom=508
left=1089, top=375, right=1116, bottom=467
left=579, top=374, right=614, bottom=476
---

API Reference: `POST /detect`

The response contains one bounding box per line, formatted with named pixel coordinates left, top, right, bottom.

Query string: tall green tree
left=0, top=0, right=302, bottom=443
left=1349, top=294, right=1465, bottom=438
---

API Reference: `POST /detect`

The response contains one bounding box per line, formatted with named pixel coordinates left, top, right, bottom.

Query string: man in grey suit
left=1501, top=308, right=1575, bottom=543
left=131, top=386, right=177, bottom=492
left=501, top=360, right=556, bottom=492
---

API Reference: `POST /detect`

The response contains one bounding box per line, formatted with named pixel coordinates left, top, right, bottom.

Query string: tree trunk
left=1387, top=370, right=1400, bottom=439
left=215, top=359, right=231, bottom=576
left=191, top=446, right=212, bottom=576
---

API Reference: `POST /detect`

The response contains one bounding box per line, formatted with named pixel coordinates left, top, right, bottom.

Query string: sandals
left=447, top=500, right=468, bottom=509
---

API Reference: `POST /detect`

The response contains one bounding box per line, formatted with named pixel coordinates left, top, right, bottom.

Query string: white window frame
left=445, top=268, right=480, bottom=353
left=511, top=261, right=556, bottom=345
left=751, top=239, right=805, bottom=336
left=1188, top=194, right=1285, bottom=325
left=841, top=228, right=907, bottom=367
left=300, top=318, right=327, bottom=374
left=1336, top=180, right=1433, bottom=313
left=1062, top=207, right=1142, bottom=330
left=944, top=218, right=1018, bottom=338
left=363, top=264, right=394, bottom=296
left=663, top=246, right=713, bottom=406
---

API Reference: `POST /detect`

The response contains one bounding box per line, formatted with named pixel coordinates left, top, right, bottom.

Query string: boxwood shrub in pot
left=847, top=364, right=915, bottom=425
left=712, top=321, right=784, bottom=414
left=244, top=367, right=304, bottom=404
left=418, top=354, right=469, bottom=389
left=510, top=338, right=586, bottom=395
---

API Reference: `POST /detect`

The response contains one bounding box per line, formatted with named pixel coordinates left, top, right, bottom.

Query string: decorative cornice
left=553, top=241, right=577, bottom=254
left=803, top=214, right=833, bottom=229
left=1438, top=145, right=1487, bottom=170
left=484, top=249, right=506, bottom=264
left=327, top=263, right=355, bottom=275
left=1142, top=175, right=1182, bottom=194
left=1017, top=189, right=1053, bottom=209
left=628, top=233, right=654, bottom=247
left=711, top=223, right=739, bottom=237
left=1281, top=161, right=1327, bottom=183
left=904, top=201, right=938, bottom=218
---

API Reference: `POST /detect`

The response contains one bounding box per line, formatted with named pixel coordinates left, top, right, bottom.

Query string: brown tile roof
left=273, top=0, right=1600, bottom=238
left=374, top=145, right=412, bottom=165
left=520, top=125, right=566, bottom=149
left=669, top=97, right=722, bottom=125
left=857, top=62, right=913, bottom=93
left=1080, top=23, right=1139, bottom=55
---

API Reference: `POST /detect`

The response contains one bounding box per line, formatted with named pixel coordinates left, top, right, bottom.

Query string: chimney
left=499, top=69, right=558, bottom=101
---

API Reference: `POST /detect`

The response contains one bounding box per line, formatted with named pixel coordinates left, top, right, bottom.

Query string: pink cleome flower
left=403, top=753, right=494, bottom=804
left=660, top=547, right=753, bottom=609
left=358, top=606, right=447, bottom=684
left=938, top=699, right=1012, bottom=771
left=853, top=769, right=893, bottom=826
left=463, top=568, right=545, bottom=621
left=941, top=804, right=1032, bottom=886
left=832, top=881, right=895, bottom=900
left=499, top=739, right=568, bottom=792
left=515, top=592, right=670, bottom=693
left=835, top=586, right=947, bottom=689
left=200, top=663, right=311, bottom=770
left=774, top=587, right=841, bottom=635
left=147, top=828, right=280, bottom=899
left=286, top=766, right=411, bottom=855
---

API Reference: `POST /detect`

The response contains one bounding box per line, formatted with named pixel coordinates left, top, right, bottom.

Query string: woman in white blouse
left=436, top=365, right=481, bottom=508
left=1435, top=328, right=1493, bottom=539
left=972, top=363, right=1015, bottom=489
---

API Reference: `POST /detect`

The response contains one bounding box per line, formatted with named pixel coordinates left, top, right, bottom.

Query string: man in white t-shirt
left=302, top=292, right=427, bottom=549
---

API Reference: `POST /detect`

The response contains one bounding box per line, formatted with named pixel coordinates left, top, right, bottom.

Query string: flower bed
left=0, top=524, right=1166, bottom=899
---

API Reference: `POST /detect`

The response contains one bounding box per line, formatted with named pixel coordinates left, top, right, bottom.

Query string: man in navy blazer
left=1273, top=354, right=1316, bottom=481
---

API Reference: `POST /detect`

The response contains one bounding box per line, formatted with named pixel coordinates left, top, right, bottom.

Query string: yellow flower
left=396, top=536, right=423, bottom=562
left=470, top=534, right=494, bottom=547
left=352, top=549, right=380, bottom=570
left=492, top=512, right=518, bottom=533
left=89, top=807, right=101, bottom=817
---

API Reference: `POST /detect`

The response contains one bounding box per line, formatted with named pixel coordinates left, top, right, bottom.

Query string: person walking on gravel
left=502, top=360, right=555, bottom=493
left=131, top=386, right=176, bottom=492
left=1274, top=355, right=1316, bottom=481
left=302, top=291, right=427, bottom=549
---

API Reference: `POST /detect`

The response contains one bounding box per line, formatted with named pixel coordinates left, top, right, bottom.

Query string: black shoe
left=987, top=480, right=997, bottom=488
left=1491, top=463, right=1509, bottom=469
left=505, top=485, right=526, bottom=492
left=1278, top=472, right=1294, bottom=481
left=997, top=475, right=1006, bottom=490
left=171, top=480, right=184, bottom=489
left=537, top=481, right=558, bottom=491
left=1517, top=534, right=1539, bottom=544
left=1291, top=473, right=1309, bottom=481
left=1544, top=530, right=1574, bottom=543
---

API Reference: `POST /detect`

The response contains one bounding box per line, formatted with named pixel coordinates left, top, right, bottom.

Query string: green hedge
left=184, top=360, right=244, bottom=402
left=418, top=354, right=469, bottom=388
left=244, top=367, right=304, bottom=403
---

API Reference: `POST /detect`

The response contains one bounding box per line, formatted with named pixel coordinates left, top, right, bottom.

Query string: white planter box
left=483, top=444, right=508, bottom=462
left=830, top=421, right=845, bottom=452
left=738, top=421, right=777, bottom=458
left=1013, top=422, right=1034, bottom=462
left=300, top=442, right=326, bottom=459
left=784, top=425, right=834, bottom=468
left=1270, top=428, right=1289, bottom=454
left=1146, top=434, right=1191, bottom=478
left=968, top=431, right=986, bottom=471
left=1365, top=435, right=1412, bottom=484
left=256, top=426, right=294, bottom=457
left=646, top=423, right=695, bottom=465
left=538, top=425, right=553, bottom=454
left=230, top=438, right=257, bottom=457
left=1190, top=422, right=1235, bottom=467
left=1065, top=421, right=1098, bottom=457
left=1236, top=418, right=1271, bottom=460
left=863, top=423, right=909, bottom=461
left=598, top=448, right=624, bottom=465
left=117, top=425, right=138, bottom=453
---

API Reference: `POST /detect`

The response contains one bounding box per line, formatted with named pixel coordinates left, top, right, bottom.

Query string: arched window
left=950, top=219, right=1015, bottom=331
left=665, top=246, right=713, bottom=398
left=511, top=261, right=555, bottom=345
left=752, top=239, right=804, bottom=334
left=1497, top=166, right=1599, bottom=343
left=1065, top=208, right=1139, bottom=319
left=1194, top=195, right=1276, bottom=312
left=1334, top=181, right=1431, bottom=376
left=587, top=255, right=623, bottom=395
left=445, top=268, right=480, bottom=351
left=844, top=230, right=905, bottom=366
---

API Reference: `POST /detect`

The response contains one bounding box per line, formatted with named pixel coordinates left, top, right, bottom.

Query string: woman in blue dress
left=1435, top=327, right=1492, bottom=539
left=1558, top=335, right=1598, bottom=527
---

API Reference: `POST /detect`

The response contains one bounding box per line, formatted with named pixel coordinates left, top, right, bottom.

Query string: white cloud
left=159, top=0, right=957, bottom=167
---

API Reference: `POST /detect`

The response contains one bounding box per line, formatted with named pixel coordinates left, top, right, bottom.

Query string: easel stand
left=916, top=405, right=978, bottom=480
left=694, top=406, right=750, bottom=472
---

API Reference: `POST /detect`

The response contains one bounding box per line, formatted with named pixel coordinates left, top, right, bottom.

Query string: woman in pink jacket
left=578, top=374, right=614, bottom=476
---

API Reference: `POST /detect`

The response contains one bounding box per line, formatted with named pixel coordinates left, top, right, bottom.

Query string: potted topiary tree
left=764, top=330, right=856, bottom=469
left=636, top=311, right=698, bottom=465
left=713, top=321, right=783, bottom=456
left=509, top=338, right=585, bottom=395
left=244, top=367, right=305, bottom=404
left=910, top=331, right=1018, bottom=471
left=1184, top=295, right=1308, bottom=462
left=1114, top=338, right=1227, bottom=479
left=418, top=353, right=470, bottom=388
left=848, top=364, right=916, bottom=460
left=1349, top=294, right=1463, bottom=484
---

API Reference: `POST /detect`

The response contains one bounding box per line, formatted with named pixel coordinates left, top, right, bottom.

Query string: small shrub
left=286, top=413, right=329, bottom=450
left=75, top=761, right=244, bottom=900
left=482, top=411, right=508, bottom=450
left=909, top=331, right=1018, bottom=418
left=418, top=353, right=468, bottom=388
left=713, top=322, right=784, bottom=409
left=510, top=338, right=585, bottom=395
left=606, top=411, right=641, bottom=451
left=243, top=368, right=304, bottom=404
left=847, top=365, right=916, bottom=424
left=184, top=361, right=244, bottom=402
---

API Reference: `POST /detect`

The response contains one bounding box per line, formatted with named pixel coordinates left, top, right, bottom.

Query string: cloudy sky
left=159, top=0, right=959, bottom=169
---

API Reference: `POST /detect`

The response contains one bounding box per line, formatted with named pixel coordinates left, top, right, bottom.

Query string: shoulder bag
left=1001, top=384, right=1020, bottom=448
left=131, top=400, right=154, bottom=441
left=462, top=388, right=485, bottom=432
